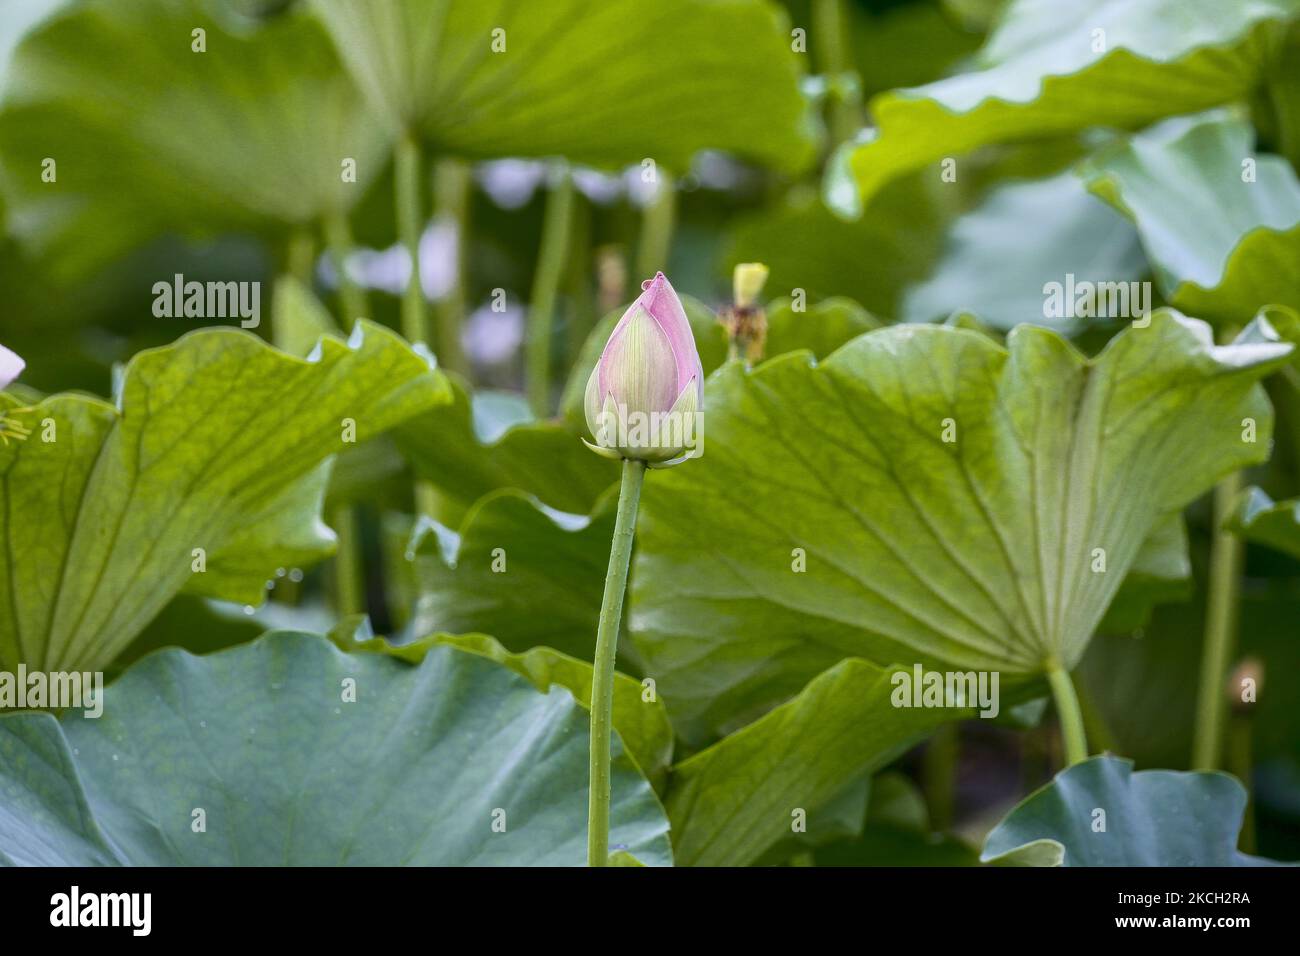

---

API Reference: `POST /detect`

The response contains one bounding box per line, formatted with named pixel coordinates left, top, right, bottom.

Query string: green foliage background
left=0, top=0, right=1298, bottom=867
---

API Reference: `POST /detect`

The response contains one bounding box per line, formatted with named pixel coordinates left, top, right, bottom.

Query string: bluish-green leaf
left=0, top=632, right=671, bottom=865
left=1082, top=114, right=1300, bottom=324
left=982, top=756, right=1292, bottom=865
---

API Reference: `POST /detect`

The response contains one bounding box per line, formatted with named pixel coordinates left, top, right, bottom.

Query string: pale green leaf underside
left=631, top=313, right=1290, bottom=742
left=1097, top=511, right=1191, bottom=633
left=837, top=0, right=1298, bottom=211
left=0, top=632, right=671, bottom=866
left=982, top=756, right=1291, bottom=865
left=1083, top=114, right=1300, bottom=325
left=311, top=0, right=817, bottom=173
left=333, top=629, right=673, bottom=791
left=902, top=170, right=1146, bottom=333
left=0, top=0, right=387, bottom=280
left=666, top=658, right=968, bottom=867
left=0, top=321, right=449, bottom=673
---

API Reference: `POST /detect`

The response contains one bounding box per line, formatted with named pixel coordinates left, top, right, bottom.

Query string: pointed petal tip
left=641, top=271, right=668, bottom=293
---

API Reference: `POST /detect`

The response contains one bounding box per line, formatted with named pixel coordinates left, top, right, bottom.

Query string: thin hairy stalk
left=588, top=458, right=646, bottom=866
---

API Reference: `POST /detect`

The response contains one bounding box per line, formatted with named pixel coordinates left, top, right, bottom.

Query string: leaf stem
left=526, top=165, right=575, bottom=417
left=319, top=213, right=370, bottom=619
left=432, top=157, right=472, bottom=378
left=1193, top=468, right=1245, bottom=770
left=1046, top=661, right=1088, bottom=767
left=812, top=0, right=859, bottom=148
left=286, top=227, right=316, bottom=287
left=633, top=174, right=676, bottom=283
left=323, top=208, right=368, bottom=330
left=331, top=503, right=365, bottom=618
left=588, top=458, right=646, bottom=867
left=395, top=130, right=428, bottom=346
left=922, top=723, right=958, bottom=831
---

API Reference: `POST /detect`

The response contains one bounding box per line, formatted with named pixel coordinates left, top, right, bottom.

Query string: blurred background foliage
left=1, top=0, right=1298, bottom=866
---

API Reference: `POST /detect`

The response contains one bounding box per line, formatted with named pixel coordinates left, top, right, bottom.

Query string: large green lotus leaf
left=0, top=632, right=671, bottom=866
left=665, top=657, right=971, bottom=866
left=902, top=170, right=1148, bottom=333
left=981, top=756, right=1290, bottom=865
left=1095, top=511, right=1190, bottom=634
left=310, top=0, right=817, bottom=173
left=182, top=460, right=336, bottom=603
left=835, top=0, right=1299, bottom=211
left=333, top=630, right=672, bottom=790
left=0, top=0, right=387, bottom=281
left=272, top=275, right=342, bottom=357
left=266, top=277, right=419, bottom=512
left=405, top=489, right=619, bottom=665
left=0, top=321, right=449, bottom=674
left=1082, top=115, right=1300, bottom=325
left=630, top=312, right=1291, bottom=742
left=395, top=374, right=618, bottom=520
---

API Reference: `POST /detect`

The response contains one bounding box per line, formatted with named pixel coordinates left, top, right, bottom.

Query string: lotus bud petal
left=0, top=344, right=24, bottom=391
left=584, top=272, right=703, bottom=463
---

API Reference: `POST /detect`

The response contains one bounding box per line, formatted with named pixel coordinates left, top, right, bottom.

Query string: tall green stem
left=1228, top=712, right=1257, bottom=853
left=432, top=157, right=472, bottom=378
left=813, top=0, right=859, bottom=148
left=320, top=213, right=369, bottom=618
left=564, top=192, right=595, bottom=369
left=526, top=166, right=575, bottom=417
left=395, top=130, right=428, bottom=346
left=287, top=227, right=316, bottom=286
left=331, top=504, right=365, bottom=618
left=1047, top=662, right=1088, bottom=767
left=1262, top=26, right=1300, bottom=170
left=323, top=208, right=368, bottom=329
left=922, top=723, right=958, bottom=832
left=1193, top=469, right=1245, bottom=770
left=633, top=175, right=676, bottom=283
left=588, top=458, right=646, bottom=867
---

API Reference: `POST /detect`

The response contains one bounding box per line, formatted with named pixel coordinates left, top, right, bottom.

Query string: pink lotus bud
left=583, top=272, right=703, bottom=464
left=0, top=344, right=23, bottom=391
